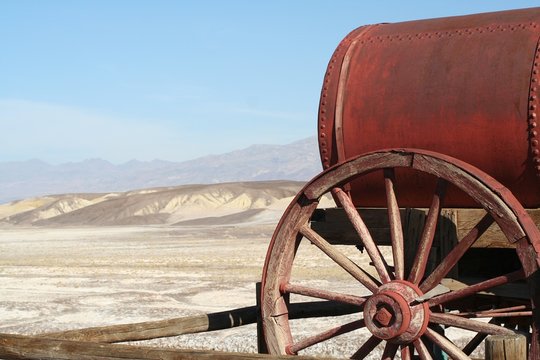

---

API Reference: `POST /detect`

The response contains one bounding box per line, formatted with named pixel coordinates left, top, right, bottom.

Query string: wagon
left=260, top=8, right=540, bottom=359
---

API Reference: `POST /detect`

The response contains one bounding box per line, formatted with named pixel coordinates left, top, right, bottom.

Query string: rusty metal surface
left=318, top=8, right=540, bottom=207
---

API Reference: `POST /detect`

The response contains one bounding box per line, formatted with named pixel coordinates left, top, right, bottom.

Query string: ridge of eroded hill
left=0, top=181, right=310, bottom=227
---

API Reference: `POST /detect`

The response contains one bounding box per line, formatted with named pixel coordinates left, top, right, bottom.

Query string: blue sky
left=1, top=1, right=538, bottom=164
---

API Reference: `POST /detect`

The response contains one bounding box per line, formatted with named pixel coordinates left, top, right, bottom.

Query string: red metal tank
left=318, top=7, right=540, bottom=208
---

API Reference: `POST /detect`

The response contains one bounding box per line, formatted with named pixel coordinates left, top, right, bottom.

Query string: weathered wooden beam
left=311, top=207, right=540, bottom=248
left=41, top=305, right=257, bottom=343
left=256, top=282, right=268, bottom=354
left=0, top=333, right=330, bottom=360
left=40, top=302, right=360, bottom=343
left=311, top=208, right=394, bottom=246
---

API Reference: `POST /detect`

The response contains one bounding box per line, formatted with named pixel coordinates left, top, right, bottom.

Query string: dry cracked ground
left=0, top=181, right=484, bottom=359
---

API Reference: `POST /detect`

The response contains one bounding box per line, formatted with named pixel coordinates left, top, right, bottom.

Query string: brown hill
left=0, top=181, right=313, bottom=227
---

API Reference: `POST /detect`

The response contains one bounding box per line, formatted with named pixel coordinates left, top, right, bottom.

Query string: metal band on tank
left=335, top=38, right=362, bottom=165
left=530, top=34, right=540, bottom=176
left=319, top=25, right=377, bottom=169
left=354, top=23, right=534, bottom=44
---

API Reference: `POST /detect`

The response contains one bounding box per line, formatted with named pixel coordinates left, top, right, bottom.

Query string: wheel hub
left=363, top=280, right=429, bottom=344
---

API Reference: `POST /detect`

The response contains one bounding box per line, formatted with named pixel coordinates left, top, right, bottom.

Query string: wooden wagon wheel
left=260, top=149, right=540, bottom=359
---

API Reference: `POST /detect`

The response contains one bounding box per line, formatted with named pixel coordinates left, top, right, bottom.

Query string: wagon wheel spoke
left=400, top=344, right=413, bottom=360
left=282, top=283, right=367, bottom=306
left=420, top=212, right=494, bottom=293
left=462, top=318, right=501, bottom=355
left=463, top=333, right=488, bottom=356
left=384, top=168, right=405, bottom=281
left=299, top=224, right=380, bottom=293
left=287, top=319, right=365, bottom=354
left=350, top=335, right=382, bottom=359
left=428, top=269, right=525, bottom=307
left=424, top=327, right=469, bottom=360
left=451, top=305, right=532, bottom=318
left=413, top=339, right=434, bottom=360
left=408, top=178, right=447, bottom=284
left=478, top=304, right=528, bottom=314
left=376, top=342, right=396, bottom=359
left=261, top=150, right=540, bottom=357
left=333, top=187, right=392, bottom=283
left=456, top=311, right=533, bottom=318
left=429, top=312, right=516, bottom=335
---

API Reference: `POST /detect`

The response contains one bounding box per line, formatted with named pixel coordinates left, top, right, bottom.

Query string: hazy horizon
left=0, top=136, right=315, bottom=166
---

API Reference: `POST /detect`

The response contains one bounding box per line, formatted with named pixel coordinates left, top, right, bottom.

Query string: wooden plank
left=255, top=282, right=267, bottom=354
left=438, top=209, right=459, bottom=279
left=404, top=208, right=426, bottom=277
left=485, top=334, right=527, bottom=360
left=40, top=302, right=360, bottom=344
left=310, top=208, right=395, bottom=246
left=0, top=333, right=328, bottom=360
left=438, top=277, right=529, bottom=301
left=451, top=208, right=536, bottom=248
left=41, top=306, right=257, bottom=343
left=310, top=208, right=540, bottom=249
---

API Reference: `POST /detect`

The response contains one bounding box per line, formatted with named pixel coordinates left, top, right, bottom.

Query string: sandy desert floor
left=0, top=224, right=484, bottom=359
left=0, top=225, right=268, bottom=331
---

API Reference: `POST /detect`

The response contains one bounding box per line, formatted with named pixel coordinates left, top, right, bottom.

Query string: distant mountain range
left=0, top=137, right=322, bottom=204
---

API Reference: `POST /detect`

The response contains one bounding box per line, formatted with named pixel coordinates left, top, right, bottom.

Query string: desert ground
left=0, top=225, right=270, bottom=351
left=0, top=224, right=376, bottom=357
left=0, top=182, right=483, bottom=358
